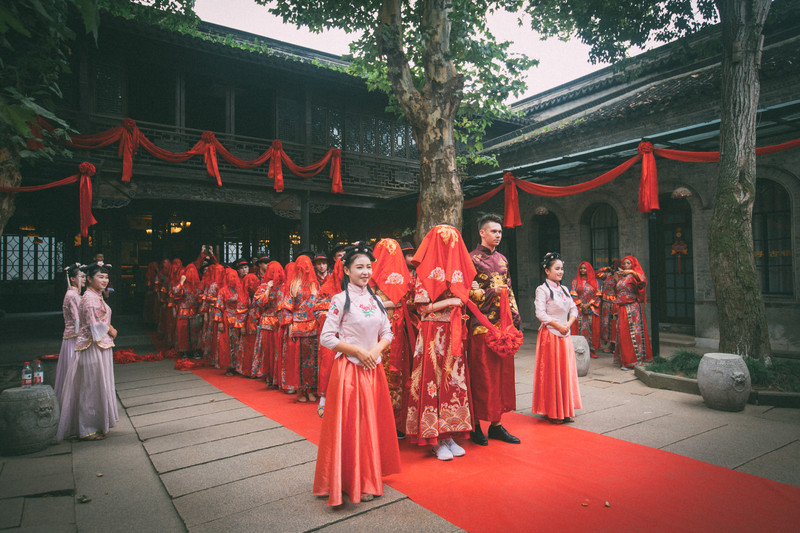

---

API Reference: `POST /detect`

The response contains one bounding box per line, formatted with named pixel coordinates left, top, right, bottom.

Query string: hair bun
left=342, top=241, right=375, bottom=263
left=541, top=251, right=562, bottom=269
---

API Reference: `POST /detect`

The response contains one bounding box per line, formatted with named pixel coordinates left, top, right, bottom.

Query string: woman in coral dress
left=532, top=252, right=582, bottom=424
left=313, top=243, right=400, bottom=506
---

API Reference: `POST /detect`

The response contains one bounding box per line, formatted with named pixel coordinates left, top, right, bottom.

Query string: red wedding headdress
left=623, top=255, right=647, bottom=303
left=577, top=261, right=598, bottom=292
left=412, top=225, right=476, bottom=303
left=183, top=263, right=201, bottom=292
left=319, top=259, right=344, bottom=297
left=264, top=261, right=285, bottom=288
left=370, top=238, right=411, bottom=305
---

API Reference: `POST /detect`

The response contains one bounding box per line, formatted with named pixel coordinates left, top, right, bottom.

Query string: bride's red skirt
left=313, top=356, right=401, bottom=506
left=532, top=327, right=583, bottom=420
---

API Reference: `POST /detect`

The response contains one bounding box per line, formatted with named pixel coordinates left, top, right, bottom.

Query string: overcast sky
left=193, top=0, right=617, bottom=101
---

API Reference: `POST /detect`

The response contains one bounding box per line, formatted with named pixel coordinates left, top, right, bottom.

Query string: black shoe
left=487, top=424, right=521, bottom=444
left=397, top=430, right=406, bottom=440
left=470, top=422, right=488, bottom=446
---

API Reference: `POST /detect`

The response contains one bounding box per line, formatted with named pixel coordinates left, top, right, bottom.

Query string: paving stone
left=161, top=439, right=318, bottom=498
left=0, top=455, right=73, bottom=498
left=144, top=417, right=281, bottom=455
left=582, top=380, right=616, bottom=389
left=317, top=497, right=460, bottom=533
left=129, top=398, right=245, bottom=427
left=175, top=462, right=316, bottom=526
left=735, top=440, right=800, bottom=487
left=188, top=484, right=405, bottom=533
left=113, top=360, right=184, bottom=382
left=569, top=402, right=669, bottom=435
left=136, top=407, right=262, bottom=441
left=21, top=495, right=74, bottom=527
left=604, top=413, right=727, bottom=449
left=118, top=383, right=220, bottom=408
left=126, top=392, right=230, bottom=417
left=0, top=497, right=23, bottom=529
left=150, top=427, right=304, bottom=473
left=72, top=399, right=185, bottom=533
left=117, top=378, right=218, bottom=400
left=662, top=421, right=800, bottom=470
left=115, top=373, right=201, bottom=390
left=23, top=440, right=72, bottom=458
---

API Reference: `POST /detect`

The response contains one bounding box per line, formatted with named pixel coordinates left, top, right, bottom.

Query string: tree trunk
left=708, top=0, right=771, bottom=361
left=378, top=0, right=464, bottom=243
left=0, top=145, right=22, bottom=237
left=412, top=112, right=462, bottom=243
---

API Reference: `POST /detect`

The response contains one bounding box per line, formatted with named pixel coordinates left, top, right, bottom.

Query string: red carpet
left=192, top=368, right=800, bottom=532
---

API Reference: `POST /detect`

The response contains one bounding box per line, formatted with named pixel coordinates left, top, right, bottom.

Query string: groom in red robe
left=468, top=214, right=522, bottom=445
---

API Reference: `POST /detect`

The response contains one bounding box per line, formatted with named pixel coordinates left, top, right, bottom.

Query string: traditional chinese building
left=1, top=14, right=440, bottom=312
left=466, top=15, right=800, bottom=355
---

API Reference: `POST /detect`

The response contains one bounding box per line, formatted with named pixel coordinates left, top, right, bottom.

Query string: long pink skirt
left=313, top=356, right=401, bottom=506
left=56, top=344, right=118, bottom=440
left=532, top=328, right=582, bottom=420
left=54, top=337, right=76, bottom=405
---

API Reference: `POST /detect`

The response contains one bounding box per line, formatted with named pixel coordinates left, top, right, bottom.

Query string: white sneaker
left=444, top=437, right=465, bottom=457
left=432, top=443, right=454, bottom=461
left=620, top=366, right=631, bottom=371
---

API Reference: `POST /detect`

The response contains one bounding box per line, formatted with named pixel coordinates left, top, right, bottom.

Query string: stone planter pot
left=571, top=335, right=590, bottom=377
left=0, top=385, right=60, bottom=455
left=697, top=353, right=751, bottom=412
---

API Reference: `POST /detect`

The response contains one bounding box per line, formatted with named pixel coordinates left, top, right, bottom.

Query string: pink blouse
left=62, top=288, right=81, bottom=339
left=76, top=289, right=114, bottom=351
left=319, top=284, right=393, bottom=367
left=535, top=279, right=578, bottom=337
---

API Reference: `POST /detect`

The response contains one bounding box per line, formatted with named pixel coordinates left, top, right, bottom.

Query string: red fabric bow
left=466, top=288, right=523, bottom=359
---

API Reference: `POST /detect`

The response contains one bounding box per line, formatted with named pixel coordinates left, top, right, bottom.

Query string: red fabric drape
left=465, top=134, right=800, bottom=228
left=0, top=162, right=97, bottom=237
left=38, top=118, right=343, bottom=192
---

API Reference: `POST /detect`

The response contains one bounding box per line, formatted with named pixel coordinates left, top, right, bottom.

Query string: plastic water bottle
left=33, top=360, right=44, bottom=386
left=21, top=362, right=32, bottom=389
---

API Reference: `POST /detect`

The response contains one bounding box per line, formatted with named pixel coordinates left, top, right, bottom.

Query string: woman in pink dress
left=54, top=263, right=85, bottom=404
left=57, top=262, right=119, bottom=441
left=532, top=252, right=582, bottom=424
left=313, top=243, right=400, bottom=506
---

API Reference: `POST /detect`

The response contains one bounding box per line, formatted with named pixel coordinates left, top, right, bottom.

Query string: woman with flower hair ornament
left=406, top=225, right=477, bottom=461
left=533, top=252, right=582, bottom=424
left=313, top=243, right=400, bottom=506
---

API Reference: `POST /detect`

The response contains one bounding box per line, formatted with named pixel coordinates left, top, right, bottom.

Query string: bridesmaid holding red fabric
left=532, top=252, right=582, bottom=424
left=614, top=255, right=653, bottom=370
left=570, top=261, right=601, bottom=357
